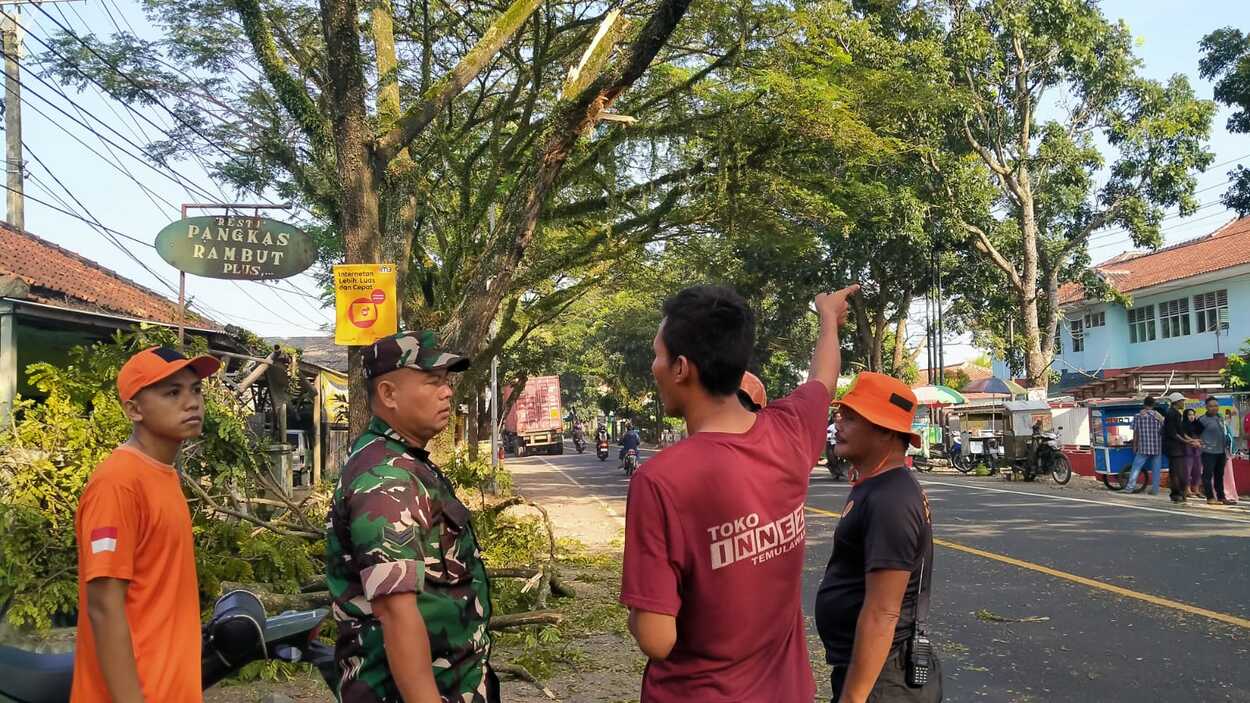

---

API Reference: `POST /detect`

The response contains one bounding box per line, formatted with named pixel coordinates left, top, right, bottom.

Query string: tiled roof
left=1060, top=216, right=1250, bottom=304
left=912, top=361, right=993, bottom=388
left=0, top=223, right=221, bottom=330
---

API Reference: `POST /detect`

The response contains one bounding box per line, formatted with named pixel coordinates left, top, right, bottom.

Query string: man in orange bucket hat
left=814, top=371, right=943, bottom=703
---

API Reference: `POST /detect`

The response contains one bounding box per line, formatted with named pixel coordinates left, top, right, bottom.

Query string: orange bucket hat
left=738, top=371, right=768, bottom=409
left=836, top=372, right=922, bottom=446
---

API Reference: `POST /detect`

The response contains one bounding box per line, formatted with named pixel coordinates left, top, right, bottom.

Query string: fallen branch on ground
left=494, top=662, right=557, bottom=700
left=488, top=610, right=563, bottom=630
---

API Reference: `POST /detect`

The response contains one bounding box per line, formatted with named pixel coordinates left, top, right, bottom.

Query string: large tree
left=41, top=0, right=709, bottom=429
left=913, top=0, right=1215, bottom=384
left=1200, top=26, right=1250, bottom=215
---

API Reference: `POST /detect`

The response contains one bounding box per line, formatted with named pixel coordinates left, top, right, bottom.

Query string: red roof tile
left=0, top=223, right=221, bottom=329
left=1060, top=216, right=1250, bottom=304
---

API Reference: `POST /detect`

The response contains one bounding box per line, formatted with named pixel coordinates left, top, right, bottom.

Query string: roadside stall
left=946, top=401, right=1008, bottom=473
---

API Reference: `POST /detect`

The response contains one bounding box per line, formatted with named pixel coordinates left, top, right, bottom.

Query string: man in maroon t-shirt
left=621, top=283, right=859, bottom=703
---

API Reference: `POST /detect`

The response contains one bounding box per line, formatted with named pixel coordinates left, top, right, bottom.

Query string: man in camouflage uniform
left=326, top=331, right=496, bottom=703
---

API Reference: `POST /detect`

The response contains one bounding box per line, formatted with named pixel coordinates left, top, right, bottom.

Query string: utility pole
left=487, top=205, right=501, bottom=484
left=3, top=6, right=23, bottom=231
left=936, top=248, right=946, bottom=380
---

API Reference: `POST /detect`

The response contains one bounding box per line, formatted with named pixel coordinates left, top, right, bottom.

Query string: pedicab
left=998, top=400, right=1072, bottom=484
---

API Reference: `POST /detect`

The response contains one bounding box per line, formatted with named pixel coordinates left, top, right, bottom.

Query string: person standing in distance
left=815, top=372, right=942, bottom=703
left=1197, top=396, right=1235, bottom=505
left=620, top=283, right=859, bottom=702
left=1161, top=393, right=1197, bottom=503
left=72, top=346, right=221, bottom=703
left=326, top=331, right=497, bottom=703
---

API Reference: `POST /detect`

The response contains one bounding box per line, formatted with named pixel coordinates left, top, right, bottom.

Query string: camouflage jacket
left=326, top=417, right=493, bottom=703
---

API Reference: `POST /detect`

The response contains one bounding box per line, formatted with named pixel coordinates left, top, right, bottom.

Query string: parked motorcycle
left=596, top=439, right=610, bottom=461
left=0, top=590, right=336, bottom=703
left=623, top=448, right=639, bottom=477
left=1019, top=429, right=1072, bottom=484
left=952, top=435, right=1002, bottom=475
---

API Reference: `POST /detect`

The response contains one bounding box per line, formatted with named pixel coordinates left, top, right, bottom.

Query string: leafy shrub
left=0, top=328, right=319, bottom=630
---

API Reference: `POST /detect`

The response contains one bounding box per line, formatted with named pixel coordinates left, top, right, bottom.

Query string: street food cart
left=1090, top=398, right=1171, bottom=492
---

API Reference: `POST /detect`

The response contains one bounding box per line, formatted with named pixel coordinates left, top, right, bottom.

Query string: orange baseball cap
left=118, top=346, right=221, bottom=402
left=835, top=372, right=922, bottom=446
left=739, top=371, right=768, bottom=409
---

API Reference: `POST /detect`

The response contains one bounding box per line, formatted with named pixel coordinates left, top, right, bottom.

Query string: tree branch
left=374, top=0, right=543, bottom=165
left=232, top=0, right=332, bottom=160
left=181, top=474, right=322, bottom=540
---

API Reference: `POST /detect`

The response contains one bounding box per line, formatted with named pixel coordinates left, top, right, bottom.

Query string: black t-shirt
left=814, top=467, right=934, bottom=665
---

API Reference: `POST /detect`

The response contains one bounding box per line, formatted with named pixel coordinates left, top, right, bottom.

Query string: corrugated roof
left=0, top=223, right=221, bottom=329
left=1060, top=215, right=1250, bottom=304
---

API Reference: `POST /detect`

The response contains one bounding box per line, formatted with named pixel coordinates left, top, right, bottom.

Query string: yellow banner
left=319, top=371, right=350, bottom=425
left=333, top=264, right=398, bottom=345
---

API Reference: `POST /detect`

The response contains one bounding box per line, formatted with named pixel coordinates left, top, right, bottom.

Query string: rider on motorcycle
left=619, top=421, right=641, bottom=467
left=596, top=424, right=609, bottom=443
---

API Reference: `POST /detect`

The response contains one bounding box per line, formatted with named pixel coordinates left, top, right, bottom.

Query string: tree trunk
left=467, top=393, right=480, bottom=461
left=891, top=290, right=912, bottom=374
left=321, top=0, right=384, bottom=437
left=1016, top=173, right=1048, bottom=387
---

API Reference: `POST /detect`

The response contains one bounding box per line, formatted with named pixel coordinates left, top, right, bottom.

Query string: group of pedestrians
left=68, top=283, right=940, bottom=703
left=1128, top=393, right=1239, bottom=505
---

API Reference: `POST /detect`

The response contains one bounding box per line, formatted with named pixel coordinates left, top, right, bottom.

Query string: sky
left=7, top=0, right=1248, bottom=346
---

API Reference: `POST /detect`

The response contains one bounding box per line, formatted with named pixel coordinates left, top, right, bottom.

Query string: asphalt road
left=515, top=445, right=1250, bottom=702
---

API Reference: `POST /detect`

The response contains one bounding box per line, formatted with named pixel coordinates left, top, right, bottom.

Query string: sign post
left=159, top=203, right=311, bottom=347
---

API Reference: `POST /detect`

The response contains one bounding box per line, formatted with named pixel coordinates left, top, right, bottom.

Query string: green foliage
left=1223, top=338, right=1250, bottom=390
left=1199, top=27, right=1250, bottom=214
left=0, top=328, right=316, bottom=630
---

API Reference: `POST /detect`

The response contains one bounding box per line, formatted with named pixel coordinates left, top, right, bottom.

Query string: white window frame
left=1159, top=298, right=1190, bottom=339
left=1128, top=304, right=1156, bottom=343
left=1069, top=318, right=1085, bottom=353
left=1083, top=310, right=1105, bottom=328
left=1194, top=289, right=1229, bottom=333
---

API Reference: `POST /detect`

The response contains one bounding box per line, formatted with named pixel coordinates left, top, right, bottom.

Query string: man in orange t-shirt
left=72, top=346, right=220, bottom=703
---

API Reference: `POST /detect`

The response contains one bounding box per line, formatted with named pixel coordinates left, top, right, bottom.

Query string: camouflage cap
left=363, top=331, right=471, bottom=379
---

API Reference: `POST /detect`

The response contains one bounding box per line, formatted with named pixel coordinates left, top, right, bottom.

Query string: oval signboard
left=154, top=215, right=317, bottom=280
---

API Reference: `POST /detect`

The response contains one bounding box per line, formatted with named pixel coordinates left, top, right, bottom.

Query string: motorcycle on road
left=596, top=439, right=610, bottom=461
left=0, top=590, right=336, bottom=703
left=622, top=448, right=640, bottom=477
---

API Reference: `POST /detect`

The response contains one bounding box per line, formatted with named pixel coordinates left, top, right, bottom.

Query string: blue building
left=1051, top=216, right=1250, bottom=398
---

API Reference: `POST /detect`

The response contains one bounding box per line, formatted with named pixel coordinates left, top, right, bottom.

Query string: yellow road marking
left=805, top=505, right=1250, bottom=631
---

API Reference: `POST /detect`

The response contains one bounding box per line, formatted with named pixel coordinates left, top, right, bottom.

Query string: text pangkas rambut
left=186, top=222, right=292, bottom=274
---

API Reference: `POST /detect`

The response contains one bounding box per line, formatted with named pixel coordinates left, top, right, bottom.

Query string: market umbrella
left=963, top=377, right=1027, bottom=396
left=912, top=385, right=967, bottom=406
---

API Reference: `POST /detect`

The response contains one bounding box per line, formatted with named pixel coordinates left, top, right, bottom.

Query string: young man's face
left=651, top=320, right=685, bottom=418
left=124, top=368, right=205, bottom=441
left=1207, top=400, right=1220, bottom=416
left=374, top=367, right=454, bottom=442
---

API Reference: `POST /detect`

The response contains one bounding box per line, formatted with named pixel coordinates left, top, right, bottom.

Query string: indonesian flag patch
left=90, top=527, right=118, bottom=554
